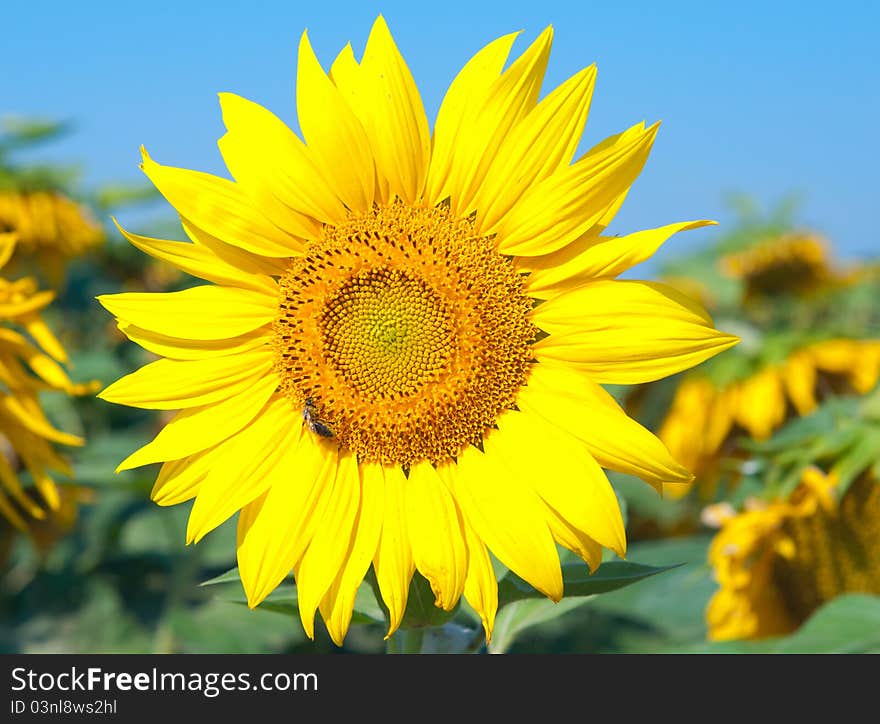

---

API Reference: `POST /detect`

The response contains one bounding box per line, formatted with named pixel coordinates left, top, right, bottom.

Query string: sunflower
left=0, top=232, right=96, bottom=530
left=98, top=17, right=737, bottom=644
left=0, top=483, right=94, bottom=562
left=719, top=232, right=842, bottom=300
left=0, top=190, right=104, bottom=284
left=706, top=467, right=880, bottom=641
left=658, top=337, right=880, bottom=497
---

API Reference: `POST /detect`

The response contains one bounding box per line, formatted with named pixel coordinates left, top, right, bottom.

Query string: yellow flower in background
left=0, top=189, right=104, bottom=284
left=0, top=483, right=94, bottom=563
left=659, top=337, right=880, bottom=497
left=0, top=233, right=97, bottom=530
left=706, top=467, right=880, bottom=641
left=720, top=232, right=847, bottom=300
left=790, top=338, right=880, bottom=400
left=98, top=17, right=737, bottom=644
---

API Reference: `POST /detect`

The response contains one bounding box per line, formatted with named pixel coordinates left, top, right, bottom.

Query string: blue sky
left=5, top=0, right=879, bottom=265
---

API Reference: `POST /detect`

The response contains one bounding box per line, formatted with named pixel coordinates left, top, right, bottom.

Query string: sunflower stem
left=385, top=623, right=482, bottom=653
left=385, top=629, right=425, bottom=654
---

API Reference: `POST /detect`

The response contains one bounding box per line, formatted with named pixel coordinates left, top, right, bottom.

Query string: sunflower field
left=2, top=11, right=878, bottom=657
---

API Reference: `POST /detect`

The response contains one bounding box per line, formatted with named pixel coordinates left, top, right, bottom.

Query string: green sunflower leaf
left=488, top=597, right=596, bottom=654
left=200, top=567, right=241, bottom=586
left=496, top=559, right=680, bottom=608
left=743, top=400, right=844, bottom=453
left=672, top=594, right=880, bottom=653
left=200, top=568, right=386, bottom=626
left=575, top=536, right=716, bottom=649
left=831, top=429, right=880, bottom=497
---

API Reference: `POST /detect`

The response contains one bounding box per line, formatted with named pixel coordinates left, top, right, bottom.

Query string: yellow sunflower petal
left=461, top=520, right=498, bottom=643
left=236, top=434, right=335, bottom=607
left=0, top=329, right=75, bottom=391
left=185, top=396, right=300, bottom=543
left=140, top=147, right=303, bottom=257
left=20, top=312, right=67, bottom=363
left=113, top=219, right=277, bottom=294
left=489, top=409, right=626, bottom=557
left=519, top=362, right=692, bottom=488
left=0, top=289, right=55, bottom=318
left=445, top=27, right=553, bottom=218
left=573, top=122, right=647, bottom=234
left=532, top=280, right=739, bottom=384
left=181, top=219, right=289, bottom=278
left=98, top=345, right=273, bottom=410
left=446, top=447, right=563, bottom=601
left=462, top=487, right=559, bottom=580
left=117, top=323, right=270, bottom=362
left=406, top=460, right=469, bottom=611
left=151, top=455, right=209, bottom=507
left=0, top=488, right=27, bottom=531
left=0, top=454, right=46, bottom=518
left=567, top=124, right=644, bottom=236
left=706, top=383, right=737, bottom=453
left=218, top=94, right=348, bottom=228
left=372, top=463, right=414, bottom=637
left=342, top=16, right=431, bottom=205
left=497, top=122, right=658, bottom=256
left=297, top=31, right=375, bottom=212
left=218, top=137, right=321, bottom=242
left=733, top=368, right=786, bottom=440
left=782, top=351, right=818, bottom=415
left=545, top=515, right=605, bottom=573
left=294, top=450, right=360, bottom=639
left=329, top=42, right=358, bottom=86
left=319, top=460, right=384, bottom=646
left=30, top=466, right=62, bottom=511
left=6, top=429, right=71, bottom=479
left=97, top=286, right=277, bottom=341
left=0, top=233, right=16, bottom=270
left=325, top=46, right=380, bottom=199
left=523, top=220, right=716, bottom=299
left=810, top=339, right=880, bottom=393
left=0, top=395, right=83, bottom=447
left=475, top=64, right=597, bottom=233
left=849, top=342, right=880, bottom=393
left=804, top=339, right=857, bottom=375
left=423, top=31, right=519, bottom=206
left=116, top=373, right=278, bottom=471
left=236, top=492, right=268, bottom=573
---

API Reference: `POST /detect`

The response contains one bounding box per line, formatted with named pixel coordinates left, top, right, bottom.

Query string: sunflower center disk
left=321, top=268, right=453, bottom=399
left=773, top=474, right=880, bottom=625
left=274, top=202, right=536, bottom=466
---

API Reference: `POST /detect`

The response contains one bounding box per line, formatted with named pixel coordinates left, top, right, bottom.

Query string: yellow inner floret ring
left=320, top=267, right=454, bottom=400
